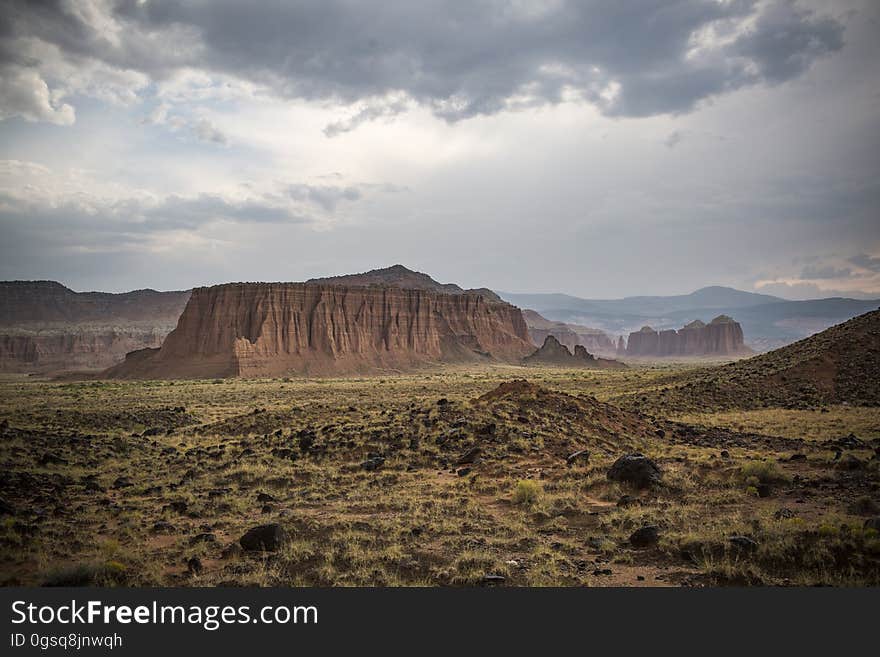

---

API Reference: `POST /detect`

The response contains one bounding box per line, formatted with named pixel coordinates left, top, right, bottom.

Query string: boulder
left=239, top=524, right=288, bottom=552
left=607, top=453, right=662, bottom=489
left=629, top=525, right=660, bottom=548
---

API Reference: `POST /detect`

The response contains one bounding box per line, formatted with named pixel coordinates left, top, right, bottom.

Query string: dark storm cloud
left=0, top=0, right=846, bottom=124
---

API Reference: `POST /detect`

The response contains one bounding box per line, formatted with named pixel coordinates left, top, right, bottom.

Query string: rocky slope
left=523, top=336, right=626, bottom=369
left=0, top=281, right=190, bottom=373
left=309, top=264, right=502, bottom=301
left=521, top=309, right=616, bottom=356
left=106, top=281, right=534, bottom=379
left=625, top=309, right=880, bottom=412
left=622, top=315, right=751, bottom=358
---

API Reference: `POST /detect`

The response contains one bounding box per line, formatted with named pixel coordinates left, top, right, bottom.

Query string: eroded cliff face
left=0, top=281, right=190, bottom=373
left=623, top=315, right=751, bottom=358
left=0, top=329, right=168, bottom=373
left=107, top=283, right=534, bottom=378
left=521, top=309, right=616, bottom=357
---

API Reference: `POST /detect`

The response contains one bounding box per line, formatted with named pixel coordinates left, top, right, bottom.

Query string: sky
left=0, top=0, right=878, bottom=299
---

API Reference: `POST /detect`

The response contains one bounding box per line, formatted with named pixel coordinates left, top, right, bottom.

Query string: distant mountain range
left=498, top=286, right=880, bottom=351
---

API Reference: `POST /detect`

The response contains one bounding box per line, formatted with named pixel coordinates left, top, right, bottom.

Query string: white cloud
left=0, top=67, right=75, bottom=125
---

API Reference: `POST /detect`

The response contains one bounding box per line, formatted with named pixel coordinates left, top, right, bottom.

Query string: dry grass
left=0, top=365, right=877, bottom=587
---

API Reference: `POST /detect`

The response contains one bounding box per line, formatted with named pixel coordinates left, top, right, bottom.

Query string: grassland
left=1, top=364, right=878, bottom=587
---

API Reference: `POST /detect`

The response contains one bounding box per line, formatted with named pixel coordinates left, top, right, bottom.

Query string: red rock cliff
left=106, top=283, right=534, bottom=378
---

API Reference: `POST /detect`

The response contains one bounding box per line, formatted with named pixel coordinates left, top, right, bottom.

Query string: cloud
left=755, top=279, right=879, bottom=300
left=850, top=253, right=880, bottom=273
left=664, top=130, right=685, bottom=148
left=142, top=102, right=228, bottom=144
left=323, top=95, right=410, bottom=137
left=800, top=264, right=853, bottom=279
left=0, top=161, right=399, bottom=259
left=0, top=66, right=75, bottom=125
left=286, top=184, right=363, bottom=212
left=0, top=0, right=846, bottom=129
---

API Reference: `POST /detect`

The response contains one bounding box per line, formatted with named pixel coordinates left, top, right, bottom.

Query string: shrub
left=739, top=461, right=790, bottom=484
left=512, top=480, right=542, bottom=506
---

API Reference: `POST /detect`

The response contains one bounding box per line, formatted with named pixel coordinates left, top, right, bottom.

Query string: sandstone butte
left=523, top=335, right=626, bottom=369
left=622, top=315, right=753, bottom=358
left=105, top=282, right=535, bottom=379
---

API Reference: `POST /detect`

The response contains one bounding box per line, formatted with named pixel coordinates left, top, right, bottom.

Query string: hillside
left=626, top=309, right=880, bottom=412
left=310, top=264, right=502, bottom=301
left=0, top=281, right=190, bottom=326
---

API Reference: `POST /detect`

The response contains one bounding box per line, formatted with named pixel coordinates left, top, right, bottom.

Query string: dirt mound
left=523, top=336, right=626, bottom=369
left=474, top=379, right=659, bottom=455
left=626, top=308, right=880, bottom=412
left=105, top=281, right=533, bottom=379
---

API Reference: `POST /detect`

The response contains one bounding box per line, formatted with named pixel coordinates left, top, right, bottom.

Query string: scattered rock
left=587, top=536, right=614, bottom=551
left=607, top=453, right=662, bottom=489
left=187, top=556, right=203, bottom=575
left=629, top=525, right=660, bottom=548
left=360, top=456, right=385, bottom=471
left=456, top=447, right=481, bottom=465
left=190, top=532, right=217, bottom=545
left=239, top=523, right=288, bottom=552
left=836, top=454, right=863, bottom=470
left=38, top=452, right=68, bottom=466
left=221, top=543, right=244, bottom=560
left=617, top=495, right=638, bottom=508
left=167, top=500, right=188, bottom=514
left=566, top=450, right=590, bottom=466
left=728, top=536, right=759, bottom=553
